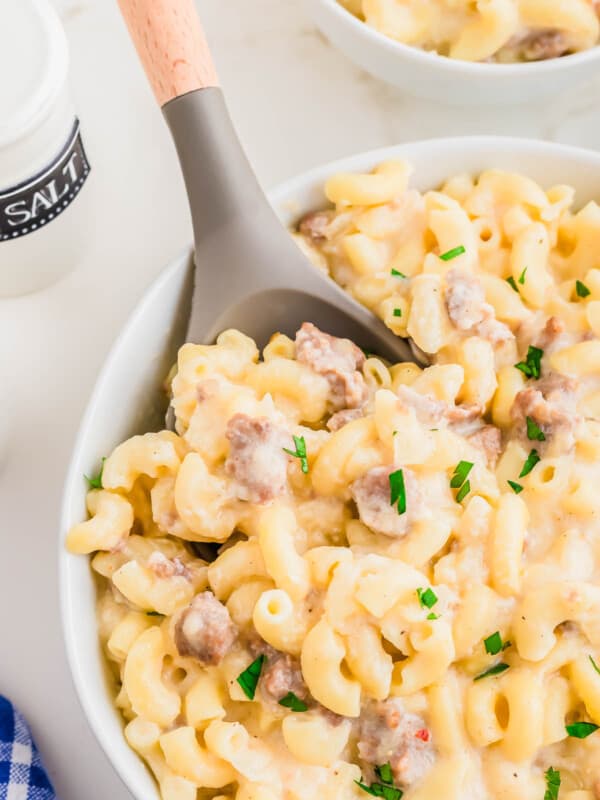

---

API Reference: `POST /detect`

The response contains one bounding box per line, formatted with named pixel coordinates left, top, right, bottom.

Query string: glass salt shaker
left=0, top=0, right=93, bottom=297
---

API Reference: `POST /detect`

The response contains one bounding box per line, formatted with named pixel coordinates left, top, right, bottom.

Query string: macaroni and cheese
left=68, top=160, right=600, bottom=800
left=339, top=0, right=600, bottom=62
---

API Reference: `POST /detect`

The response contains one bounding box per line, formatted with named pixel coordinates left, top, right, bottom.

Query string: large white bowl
left=308, top=0, right=600, bottom=105
left=60, top=137, right=600, bottom=800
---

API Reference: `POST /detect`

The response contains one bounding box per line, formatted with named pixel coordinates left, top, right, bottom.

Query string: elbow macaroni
left=67, top=160, right=600, bottom=800
left=344, top=0, right=600, bottom=63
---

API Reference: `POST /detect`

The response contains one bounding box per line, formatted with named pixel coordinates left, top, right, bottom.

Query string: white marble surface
left=1, top=1, right=600, bottom=798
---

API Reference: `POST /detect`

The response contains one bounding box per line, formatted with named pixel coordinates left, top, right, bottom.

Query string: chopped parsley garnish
left=506, top=276, right=519, bottom=292
left=544, top=767, right=561, bottom=800
left=278, top=692, right=308, bottom=712
left=456, top=481, right=471, bottom=503
left=518, top=267, right=527, bottom=285
left=283, top=435, right=309, bottom=474
left=474, top=662, right=510, bottom=681
left=526, top=416, right=546, bottom=442
left=440, top=245, right=466, bottom=262
left=565, top=721, right=599, bottom=739
left=393, top=308, right=402, bottom=317
left=590, top=655, right=600, bottom=675
left=451, top=461, right=473, bottom=503
left=85, top=457, right=106, bottom=490
left=484, top=632, right=510, bottom=656
left=507, top=480, right=524, bottom=494
left=417, top=587, right=438, bottom=610
left=427, top=612, right=440, bottom=620
left=391, top=269, right=406, bottom=278
left=576, top=280, right=591, bottom=299
left=450, top=460, right=474, bottom=489
left=515, top=345, right=543, bottom=379
left=355, top=763, right=403, bottom=800
left=355, top=782, right=403, bottom=800
left=389, top=469, right=406, bottom=515
left=236, top=654, right=265, bottom=700
left=519, top=449, right=540, bottom=478
left=375, top=764, right=394, bottom=785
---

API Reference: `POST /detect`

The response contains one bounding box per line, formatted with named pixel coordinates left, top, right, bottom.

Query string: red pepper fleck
left=415, top=728, right=430, bottom=742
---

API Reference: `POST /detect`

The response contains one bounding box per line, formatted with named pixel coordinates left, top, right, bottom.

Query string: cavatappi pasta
left=67, top=160, right=600, bottom=800
left=339, top=0, right=600, bottom=63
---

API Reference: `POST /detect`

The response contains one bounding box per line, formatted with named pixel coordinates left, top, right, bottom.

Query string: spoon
left=116, top=0, right=416, bottom=366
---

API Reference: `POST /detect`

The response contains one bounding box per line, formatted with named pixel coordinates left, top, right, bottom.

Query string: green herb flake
left=417, top=587, right=438, bottom=610
left=590, top=655, right=600, bottom=675
left=519, top=449, right=541, bottom=478
left=474, top=662, right=510, bottom=682
left=146, top=611, right=163, bottom=617
left=375, top=763, right=394, bottom=786
left=518, top=267, right=528, bottom=285
left=450, top=460, right=474, bottom=489
left=389, top=469, right=406, bottom=515
left=544, top=767, right=561, bottom=800
left=508, top=480, right=524, bottom=494
left=576, top=280, right=591, bottom=299
left=427, top=612, right=440, bottom=620
left=85, top=457, right=106, bottom=490
left=278, top=692, right=308, bottom=712
left=440, top=245, right=466, bottom=262
left=515, top=345, right=543, bottom=380
left=355, top=782, right=403, bottom=800
left=393, top=308, right=402, bottom=318
left=484, top=632, right=510, bottom=656
left=456, top=480, right=471, bottom=503
left=565, top=721, right=599, bottom=739
left=236, top=654, right=266, bottom=700
left=526, top=416, right=546, bottom=442
left=506, top=276, right=519, bottom=293
left=391, top=269, right=406, bottom=278
left=283, top=435, right=309, bottom=474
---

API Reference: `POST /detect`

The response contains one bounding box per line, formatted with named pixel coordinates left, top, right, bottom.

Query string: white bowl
left=308, top=0, right=600, bottom=105
left=60, top=137, right=600, bottom=799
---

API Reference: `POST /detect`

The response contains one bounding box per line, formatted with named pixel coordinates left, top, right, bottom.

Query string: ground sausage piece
left=397, top=385, right=483, bottom=429
left=298, top=210, right=335, bottom=243
left=174, top=592, right=237, bottom=665
left=350, top=466, right=421, bottom=538
left=467, top=425, right=503, bottom=467
left=511, top=373, right=579, bottom=451
left=225, top=414, right=289, bottom=503
left=445, top=269, right=513, bottom=346
left=295, top=322, right=367, bottom=411
left=358, top=700, right=435, bottom=787
left=517, top=30, right=571, bottom=61
left=534, top=316, right=565, bottom=351
left=147, top=552, right=190, bottom=580
left=327, top=407, right=363, bottom=432
left=261, top=653, right=308, bottom=701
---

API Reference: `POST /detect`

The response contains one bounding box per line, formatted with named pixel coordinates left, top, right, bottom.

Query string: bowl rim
left=313, top=0, right=600, bottom=75
left=60, top=135, right=600, bottom=800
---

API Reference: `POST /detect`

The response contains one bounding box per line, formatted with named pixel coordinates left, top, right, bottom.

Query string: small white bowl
left=61, top=137, right=600, bottom=800
left=308, top=0, right=600, bottom=105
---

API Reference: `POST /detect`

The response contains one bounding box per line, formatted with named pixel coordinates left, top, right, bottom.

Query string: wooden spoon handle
left=117, top=0, right=219, bottom=107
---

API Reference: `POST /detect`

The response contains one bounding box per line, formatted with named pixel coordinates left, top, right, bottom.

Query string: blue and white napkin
left=0, top=695, right=56, bottom=800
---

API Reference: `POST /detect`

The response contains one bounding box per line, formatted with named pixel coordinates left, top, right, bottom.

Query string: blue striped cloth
left=0, top=696, right=56, bottom=800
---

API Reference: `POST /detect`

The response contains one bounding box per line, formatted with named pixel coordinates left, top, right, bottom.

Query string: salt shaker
left=0, top=0, right=92, bottom=297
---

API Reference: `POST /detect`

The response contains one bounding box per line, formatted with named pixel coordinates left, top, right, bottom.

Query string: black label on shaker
left=0, top=119, right=91, bottom=242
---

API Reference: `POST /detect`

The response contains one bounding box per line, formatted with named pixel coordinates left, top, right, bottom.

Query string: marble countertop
left=1, top=1, right=600, bottom=798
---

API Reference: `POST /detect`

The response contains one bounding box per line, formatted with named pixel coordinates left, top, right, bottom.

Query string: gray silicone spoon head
left=117, top=0, right=416, bottom=362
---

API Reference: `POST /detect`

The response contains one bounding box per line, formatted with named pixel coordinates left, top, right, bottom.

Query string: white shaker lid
left=0, top=0, right=69, bottom=148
